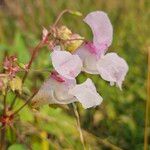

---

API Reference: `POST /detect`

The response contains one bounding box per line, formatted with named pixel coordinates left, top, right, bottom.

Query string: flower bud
left=57, top=26, right=72, bottom=40
left=64, top=34, right=84, bottom=52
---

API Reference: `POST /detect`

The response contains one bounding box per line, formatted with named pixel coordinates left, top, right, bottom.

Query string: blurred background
left=0, top=0, right=149, bottom=149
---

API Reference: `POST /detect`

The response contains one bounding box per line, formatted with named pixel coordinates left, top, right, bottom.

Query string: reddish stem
left=9, top=41, right=43, bottom=110
left=53, top=9, right=69, bottom=27
left=22, top=41, right=43, bottom=84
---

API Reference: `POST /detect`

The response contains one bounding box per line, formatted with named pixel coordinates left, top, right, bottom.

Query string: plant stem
left=13, top=92, right=36, bottom=116
left=0, top=90, right=8, bottom=150
left=9, top=41, right=43, bottom=110
left=72, top=103, right=86, bottom=150
left=53, top=9, right=69, bottom=27
left=22, top=41, right=43, bottom=84
left=144, top=47, right=150, bottom=150
left=9, top=94, right=18, bottom=110
left=3, top=90, right=7, bottom=115
left=0, top=126, right=6, bottom=150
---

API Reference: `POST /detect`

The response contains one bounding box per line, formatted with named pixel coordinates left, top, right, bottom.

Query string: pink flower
left=51, top=46, right=83, bottom=79
left=76, top=11, right=128, bottom=89
left=3, top=56, right=20, bottom=77
left=32, top=73, right=102, bottom=109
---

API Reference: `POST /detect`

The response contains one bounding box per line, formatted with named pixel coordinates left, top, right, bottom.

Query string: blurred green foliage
left=0, top=0, right=149, bottom=149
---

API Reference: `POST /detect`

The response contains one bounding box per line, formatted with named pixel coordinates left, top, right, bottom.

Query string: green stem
left=72, top=103, right=86, bottom=150
left=3, top=90, right=7, bottom=115
left=9, top=94, right=18, bottom=110
left=53, top=9, right=69, bottom=27
left=9, top=41, right=43, bottom=110
left=13, top=92, right=36, bottom=116
left=0, top=126, right=6, bottom=150
left=144, top=47, right=150, bottom=150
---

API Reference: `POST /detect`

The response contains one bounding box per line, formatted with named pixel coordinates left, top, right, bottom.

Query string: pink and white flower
left=32, top=71, right=102, bottom=109
left=76, top=11, right=128, bottom=89
left=51, top=46, right=83, bottom=79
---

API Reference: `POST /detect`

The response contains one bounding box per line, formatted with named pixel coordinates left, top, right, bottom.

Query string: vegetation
left=0, top=0, right=149, bottom=149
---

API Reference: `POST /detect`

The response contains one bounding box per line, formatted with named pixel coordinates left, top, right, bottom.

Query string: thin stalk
left=13, top=92, right=36, bottom=116
left=22, top=41, right=43, bottom=84
left=3, top=90, right=8, bottom=115
left=9, top=41, right=43, bottom=110
left=53, top=9, right=69, bottom=27
left=0, top=126, right=6, bottom=150
left=72, top=103, right=86, bottom=150
left=144, top=47, right=150, bottom=150
left=0, top=90, right=8, bottom=150
left=9, top=94, right=18, bottom=110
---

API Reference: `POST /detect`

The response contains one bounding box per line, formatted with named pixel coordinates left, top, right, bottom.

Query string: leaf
left=8, top=144, right=26, bottom=150
left=9, top=76, right=22, bottom=94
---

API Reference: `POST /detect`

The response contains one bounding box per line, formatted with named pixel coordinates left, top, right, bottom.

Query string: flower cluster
left=3, top=56, right=20, bottom=78
left=32, top=11, right=128, bottom=109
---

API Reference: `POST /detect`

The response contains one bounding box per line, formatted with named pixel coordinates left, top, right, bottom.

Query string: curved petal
left=97, top=53, right=128, bottom=89
left=76, top=45, right=99, bottom=74
left=51, top=50, right=82, bottom=79
left=84, top=11, right=113, bottom=53
left=32, top=78, right=77, bottom=107
left=69, top=78, right=103, bottom=109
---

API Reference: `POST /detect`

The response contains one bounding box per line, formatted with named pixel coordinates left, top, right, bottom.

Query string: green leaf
left=8, top=144, right=26, bottom=150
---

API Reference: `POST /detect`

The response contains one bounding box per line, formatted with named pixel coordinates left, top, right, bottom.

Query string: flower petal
left=51, top=50, right=82, bottom=79
left=84, top=11, right=113, bottom=53
left=32, top=78, right=77, bottom=107
left=76, top=45, right=99, bottom=74
left=69, top=78, right=103, bottom=109
left=97, top=53, right=128, bottom=89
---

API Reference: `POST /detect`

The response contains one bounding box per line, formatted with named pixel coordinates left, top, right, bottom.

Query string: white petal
left=76, top=45, right=99, bottom=74
left=32, top=78, right=77, bottom=107
left=84, top=11, right=113, bottom=52
left=51, top=50, right=82, bottom=79
left=97, top=53, right=128, bottom=89
left=69, top=78, right=103, bottom=109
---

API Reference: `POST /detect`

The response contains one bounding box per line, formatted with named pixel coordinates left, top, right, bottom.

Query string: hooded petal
left=51, top=50, right=82, bottom=79
left=32, top=78, right=77, bottom=107
left=84, top=11, right=113, bottom=54
left=76, top=45, right=99, bottom=74
left=69, top=78, right=103, bottom=109
left=97, top=53, right=128, bottom=89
